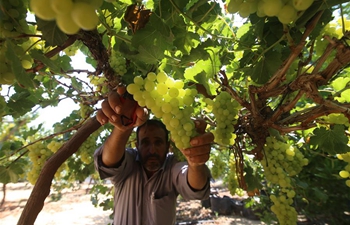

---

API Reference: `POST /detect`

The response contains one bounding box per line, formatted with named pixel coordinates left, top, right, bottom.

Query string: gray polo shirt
left=94, top=147, right=210, bottom=225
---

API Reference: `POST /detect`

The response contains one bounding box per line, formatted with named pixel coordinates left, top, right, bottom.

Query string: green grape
left=133, top=76, right=144, bottom=86
left=263, top=0, right=283, bottom=17
left=51, top=0, right=73, bottom=15
left=126, top=83, right=141, bottom=95
left=173, top=80, right=184, bottom=89
left=226, top=0, right=243, bottom=14
left=292, top=0, right=314, bottom=11
left=278, top=4, right=297, bottom=24
left=146, top=72, right=157, bottom=81
left=346, top=180, right=350, bottom=188
left=238, top=2, right=251, bottom=18
left=71, top=2, right=99, bottom=30
left=30, top=0, right=57, bottom=21
left=168, top=87, right=179, bottom=98
left=339, top=170, right=349, bottom=178
left=156, top=83, right=168, bottom=95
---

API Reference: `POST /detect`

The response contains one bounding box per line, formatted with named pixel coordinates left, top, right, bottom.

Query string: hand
left=96, top=86, right=149, bottom=131
left=181, top=120, right=214, bottom=167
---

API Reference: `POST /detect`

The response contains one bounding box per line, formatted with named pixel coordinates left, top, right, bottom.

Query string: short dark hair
left=136, top=119, right=169, bottom=143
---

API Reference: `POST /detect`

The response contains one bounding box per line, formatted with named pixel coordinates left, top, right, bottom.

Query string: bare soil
left=0, top=182, right=265, bottom=225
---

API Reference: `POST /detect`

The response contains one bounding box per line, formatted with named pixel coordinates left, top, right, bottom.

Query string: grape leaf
left=36, top=17, right=68, bottom=47
left=131, top=15, right=173, bottom=49
left=331, top=77, right=350, bottom=91
left=337, top=89, right=350, bottom=103
left=136, top=45, right=164, bottom=64
left=0, top=166, right=10, bottom=184
left=309, top=125, right=350, bottom=155
left=236, top=23, right=251, bottom=39
left=131, top=15, right=173, bottom=63
left=31, top=49, right=62, bottom=74
left=251, top=50, right=282, bottom=84
left=173, top=29, right=200, bottom=55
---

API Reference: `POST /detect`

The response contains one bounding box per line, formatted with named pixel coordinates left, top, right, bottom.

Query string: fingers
left=181, top=144, right=211, bottom=165
left=134, top=107, right=149, bottom=127
left=190, top=132, right=214, bottom=147
left=108, top=91, right=122, bottom=114
left=96, top=108, right=108, bottom=125
left=194, top=119, right=207, bottom=134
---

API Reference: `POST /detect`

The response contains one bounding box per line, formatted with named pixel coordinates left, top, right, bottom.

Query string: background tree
left=0, top=0, right=350, bottom=224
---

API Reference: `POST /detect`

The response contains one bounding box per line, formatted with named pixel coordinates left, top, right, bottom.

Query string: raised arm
left=181, top=120, right=214, bottom=190
left=96, top=87, right=148, bottom=167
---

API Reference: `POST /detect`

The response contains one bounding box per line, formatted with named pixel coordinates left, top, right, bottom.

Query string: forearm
left=187, top=164, right=209, bottom=191
left=101, top=127, right=133, bottom=167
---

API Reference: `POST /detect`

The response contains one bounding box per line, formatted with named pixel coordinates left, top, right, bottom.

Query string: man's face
left=136, top=124, right=169, bottom=174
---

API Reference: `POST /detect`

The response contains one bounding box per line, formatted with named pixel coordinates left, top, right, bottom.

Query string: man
left=94, top=87, right=214, bottom=225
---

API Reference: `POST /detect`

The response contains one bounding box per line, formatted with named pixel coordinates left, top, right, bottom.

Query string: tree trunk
left=17, top=117, right=101, bottom=225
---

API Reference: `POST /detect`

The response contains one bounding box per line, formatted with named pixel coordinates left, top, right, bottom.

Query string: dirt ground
left=0, top=182, right=265, bottom=225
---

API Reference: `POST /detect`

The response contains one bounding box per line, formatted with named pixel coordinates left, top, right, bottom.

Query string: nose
left=148, top=144, right=156, bottom=154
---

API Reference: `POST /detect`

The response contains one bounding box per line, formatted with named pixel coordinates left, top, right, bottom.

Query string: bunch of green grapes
left=30, top=0, right=103, bottom=35
left=47, top=140, right=67, bottom=178
left=227, top=154, right=244, bottom=196
left=27, top=141, right=52, bottom=184
left=79, top=102, right=94, bottom=119
left=0, top=0, right=30, bottom=40
left=89, top=75, right=109, bottom=95
left=337, top=152, right=350, bottom=188
left=127, top=71, right=198, bottom=149
left=77, top=129, right=100, bottom=164
left=208, top=91, right=239, bottom=146
left=269, top=192, right=298, bottom=225
left=109, top=50, right=127, bottom=76
left=261, top=136, right=308, bottom=224
left=210, top=152, right=227, bottom=179
left=47, top=140, right=63, bottom=153
left=226, top=0, right=315, bottom=24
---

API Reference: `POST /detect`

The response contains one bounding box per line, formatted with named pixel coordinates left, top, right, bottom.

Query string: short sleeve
left=94, top=146, right=137, bottom=182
